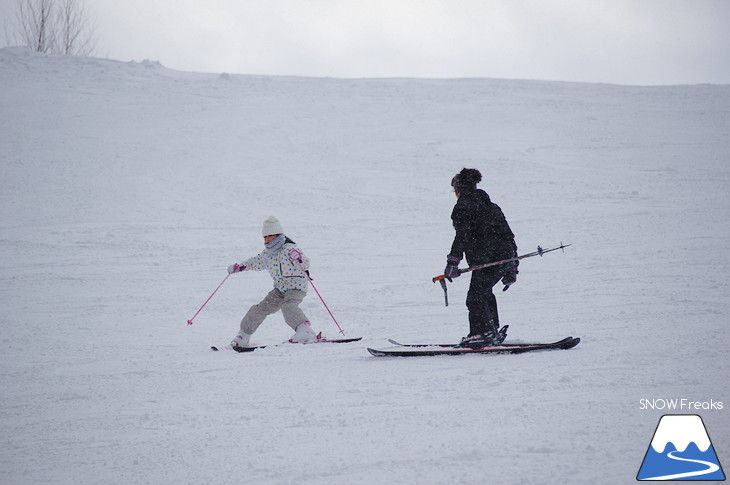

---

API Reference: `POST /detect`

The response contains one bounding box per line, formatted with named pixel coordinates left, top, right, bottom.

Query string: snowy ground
left=1, top=47, right=729, bottom=484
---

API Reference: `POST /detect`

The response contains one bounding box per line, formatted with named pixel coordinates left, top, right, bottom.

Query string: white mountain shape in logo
left=650, top=415, right=711, bottom=453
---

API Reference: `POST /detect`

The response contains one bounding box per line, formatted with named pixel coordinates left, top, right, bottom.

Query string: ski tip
left=556, top=337, right=580, bottom=350
left=211, top=346, right=220, bottom=351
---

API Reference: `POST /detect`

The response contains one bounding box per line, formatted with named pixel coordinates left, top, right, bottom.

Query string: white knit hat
left=262, top=216, right=284, bottom=236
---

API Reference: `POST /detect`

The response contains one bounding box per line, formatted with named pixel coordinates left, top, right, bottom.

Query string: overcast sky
left=2, top=0, right=730, bottom=85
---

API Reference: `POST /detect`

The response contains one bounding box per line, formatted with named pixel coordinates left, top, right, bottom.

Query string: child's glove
left=289, top=248, right=303, bottom=263
left=227, top=263, right=244, bottom=274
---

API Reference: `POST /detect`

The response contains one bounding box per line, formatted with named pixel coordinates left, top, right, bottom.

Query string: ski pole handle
left=432, top=268, right=463, bottom=283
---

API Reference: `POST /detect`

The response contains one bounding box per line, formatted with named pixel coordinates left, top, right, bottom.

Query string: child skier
left=227, top=216, right=318, bottom=348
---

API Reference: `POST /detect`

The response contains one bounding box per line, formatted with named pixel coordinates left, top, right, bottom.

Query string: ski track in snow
left=1, top=47, right=729, bottom=484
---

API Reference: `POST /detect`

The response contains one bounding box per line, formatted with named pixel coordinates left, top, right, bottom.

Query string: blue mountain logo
left=637, top=414, right=725, bottom=481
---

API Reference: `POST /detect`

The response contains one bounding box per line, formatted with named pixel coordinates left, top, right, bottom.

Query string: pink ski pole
left=186, top=273, right=230, bottom=326
left=289, top=253, right=346, bottom=336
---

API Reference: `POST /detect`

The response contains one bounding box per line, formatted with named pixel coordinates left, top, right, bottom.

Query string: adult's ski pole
left=433, top=243, right=571, bottom=283
left=186, top=273, right=230, bottom=326
left=432, top=243, right=571, bottom=306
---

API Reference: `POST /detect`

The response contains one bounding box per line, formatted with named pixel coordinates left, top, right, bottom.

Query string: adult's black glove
left=444, top=255, right=461, bottom=282
left=501, top=269, right=518, bottom=291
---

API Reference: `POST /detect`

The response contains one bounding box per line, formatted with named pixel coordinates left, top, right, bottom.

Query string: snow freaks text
left=639, top=399, right=724, bottom=411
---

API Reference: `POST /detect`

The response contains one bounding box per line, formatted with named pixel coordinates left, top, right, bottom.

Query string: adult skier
left=226, top=216, right=319, bottom=348
left=444, top=168, right=519, bottom=347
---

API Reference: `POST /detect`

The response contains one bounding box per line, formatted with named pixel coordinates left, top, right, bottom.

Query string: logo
left=637, top=415, right=725, bottom=481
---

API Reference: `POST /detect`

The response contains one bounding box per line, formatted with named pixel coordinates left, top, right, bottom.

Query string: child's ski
left=211, top=337, right=362, bottom=353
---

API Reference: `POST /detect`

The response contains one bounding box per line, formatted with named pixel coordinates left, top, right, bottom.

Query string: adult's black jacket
left=449, top=188, right=518, bottom=267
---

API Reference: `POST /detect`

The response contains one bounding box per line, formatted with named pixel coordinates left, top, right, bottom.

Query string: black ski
left=367, top=337, right=580, bottom=357
left=386, top=334, right=573, bottom=348
left=212, top=337, right=362, bottom=353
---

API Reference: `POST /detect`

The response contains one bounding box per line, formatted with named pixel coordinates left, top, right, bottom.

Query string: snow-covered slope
left=1, top=47, right=729, bottom=484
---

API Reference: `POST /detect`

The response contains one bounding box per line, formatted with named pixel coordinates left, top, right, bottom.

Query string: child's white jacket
left=240, top=242, right=310, bottom=293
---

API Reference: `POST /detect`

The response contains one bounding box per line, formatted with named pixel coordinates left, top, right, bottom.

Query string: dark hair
left=451, top=168, right=482, bottom=189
